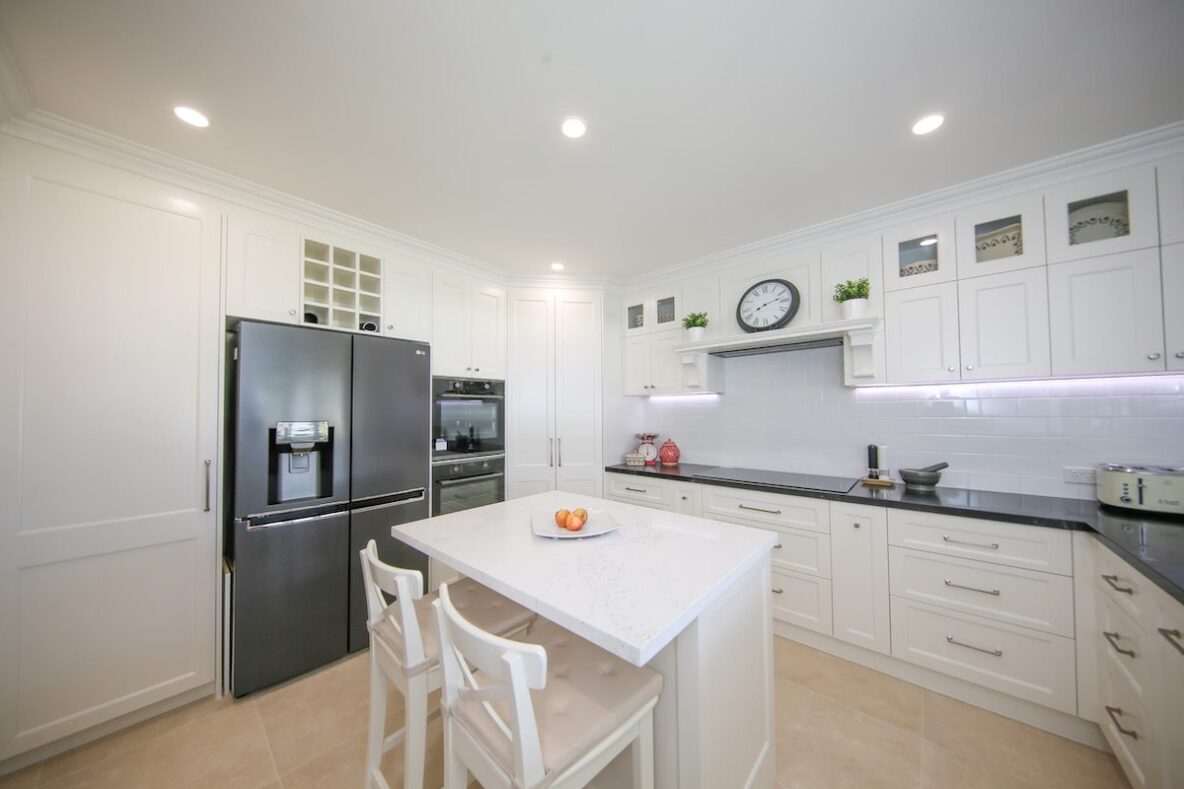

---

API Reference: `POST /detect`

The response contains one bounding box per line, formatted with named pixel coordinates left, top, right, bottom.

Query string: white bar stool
left=433, top=582, right=662, bottom=789
left=359, top=540, right=535, bottom=789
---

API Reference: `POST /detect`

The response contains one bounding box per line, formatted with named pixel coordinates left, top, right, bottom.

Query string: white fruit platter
left=531, top=508, right=621, bottom=540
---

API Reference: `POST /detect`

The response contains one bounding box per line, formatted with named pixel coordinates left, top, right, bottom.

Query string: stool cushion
left=373, top=577, right=534, bottom=670
left=452, top=619, right=662, bottom=778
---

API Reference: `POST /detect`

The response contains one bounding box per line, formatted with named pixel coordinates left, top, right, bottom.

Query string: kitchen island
left=394, top=490, right=778, bottom=789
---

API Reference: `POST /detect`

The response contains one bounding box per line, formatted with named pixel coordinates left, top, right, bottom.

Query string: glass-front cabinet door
left=622, top=288, right=681, bottom=334
left=1043, top=164, right=1158, bottom=264
left=882, top=215, right=956, bottom=291
left=954, top=191, right=1046, bottom=279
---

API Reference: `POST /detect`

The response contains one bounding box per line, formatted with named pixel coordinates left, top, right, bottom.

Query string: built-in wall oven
left=431, top=377, right=506, bottom=516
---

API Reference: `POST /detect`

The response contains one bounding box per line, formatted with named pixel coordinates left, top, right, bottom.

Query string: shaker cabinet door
left=885, top=282, right=961, bottom=383
left=225, top=209, right=301, bottom=323
left=623, top=334, right=651, bottom=395
left=470, top=280, right=507, bottom=379
left=649, top=330, right=684, bottom=394
left=1162, top=243, right=1184, bottom=371
left=957, top=267, right=1051, bottom=380
left=829, top=503, right=890, bottom=655
left=431, top=271, right=473, bottom=376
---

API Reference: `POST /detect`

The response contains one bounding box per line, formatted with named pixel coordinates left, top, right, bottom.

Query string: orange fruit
left=555, top=509, right=571, bottom=527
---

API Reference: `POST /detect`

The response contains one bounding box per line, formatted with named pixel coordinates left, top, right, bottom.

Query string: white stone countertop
left=393, top=490, right=777, bottom=667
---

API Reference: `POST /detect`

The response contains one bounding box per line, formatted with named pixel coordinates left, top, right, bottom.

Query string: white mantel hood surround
left=673, top=318, right=883, bottom=385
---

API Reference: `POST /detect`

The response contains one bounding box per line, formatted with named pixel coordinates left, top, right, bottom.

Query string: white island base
left=394, top=491, right=776, bottom=789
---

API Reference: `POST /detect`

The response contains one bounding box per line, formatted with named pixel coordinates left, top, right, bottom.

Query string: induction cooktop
left=693, top=467, right=858, bottom=494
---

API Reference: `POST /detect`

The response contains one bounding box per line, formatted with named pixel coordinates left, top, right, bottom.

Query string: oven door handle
left=437, top=472, right=505, bottom=486
left=436, top=393, right=504, bottom=400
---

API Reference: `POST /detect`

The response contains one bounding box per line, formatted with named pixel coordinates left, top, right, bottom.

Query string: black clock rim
left=736, top=278, right=800, bottom=333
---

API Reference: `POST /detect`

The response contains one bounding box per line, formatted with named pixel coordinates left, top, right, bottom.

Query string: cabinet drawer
left=604, top=474, right=672, bottom=510
left=890, top=598, right=1077, bottom=714
left=700, top=485, right=829, bottom=534
left=1097, top=591, right=1154, bottom=704
left=887, top=510, right=1072, bottom=576
left=1096, top=544, right=1155, bottom=629
left=888, top=547, right=1074, bottom=636
left=754, top=524, right=831, bottom=578
left=1099, top=659, right=1159, bottom=789
left=771, top=568, right=833, bottom=636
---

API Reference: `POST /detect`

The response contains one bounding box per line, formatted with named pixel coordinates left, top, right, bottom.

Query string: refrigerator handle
left=204, top=459, right=212, bottom=512
left=236, top=510, right=345, bottom=532
left=351, top=491, right=427, bottom=514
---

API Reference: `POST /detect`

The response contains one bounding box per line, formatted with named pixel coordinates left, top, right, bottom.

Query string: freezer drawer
left=231, top=509, right=349, bottom=696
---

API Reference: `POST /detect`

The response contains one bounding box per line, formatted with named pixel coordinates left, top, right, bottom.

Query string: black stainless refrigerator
left=225, top=321, right=430, bottom=696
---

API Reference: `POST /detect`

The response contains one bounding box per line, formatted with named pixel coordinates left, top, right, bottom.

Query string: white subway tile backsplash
left=639, top=346, right=1184, bottom=501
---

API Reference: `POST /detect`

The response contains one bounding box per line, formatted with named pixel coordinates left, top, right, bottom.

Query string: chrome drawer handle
left=942, top=535, right=999, bottom=550
left=771, top=587, right=784, bottom=595
left=946, top=635, right=1002, bottom=657
left=774, top=543, right=782, bottom=550
left=944, top=579, right=1000, bottom=596
left=739, top=504, right=782, bottom=515
left=1101, top=574, right=1134, bottom=595
left=1160, top=628, right=1184, bottom=657
left=624, top=487, right=648, bottom=494
left=1103, top=631, right=1136, bottom=658
left=1104, top=706, right=1138, bottom=740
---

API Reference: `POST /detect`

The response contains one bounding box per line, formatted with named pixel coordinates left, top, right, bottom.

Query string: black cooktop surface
left=694, top=467, right=858, bottom=494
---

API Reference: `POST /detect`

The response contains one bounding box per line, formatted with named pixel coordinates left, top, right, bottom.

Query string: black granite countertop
left=605, top=463, right=1184, bottom=605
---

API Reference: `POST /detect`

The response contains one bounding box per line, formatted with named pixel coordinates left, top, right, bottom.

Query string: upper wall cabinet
left=300, top=237, right=383, bottom=333
left=1044, top=164, right=1159, bottom=264
left=1048, top=249, right=1165, bottom=376
left=381, top=253, right=431, bottom=342
left=954, top=191, right=1046, bottom=279
left=882, top=215, right=956, bottom=291
left=957, top=268, right=1051, bottom=380
left=885, top=281, right=960, bottom=383
left=1157, top=243, right=1184, bottom=371
left=820, top=233, right=884, bottom=322
left=432, top=270, right=506, bottom=378
left=225, top=209, right=302, bottom=324
left=623, top=286, right=681, bottom=336
left=720, top=248, right=821, bottom=335
left=679, top=272, right=722, bottom=340
left=1158, top=154, right=1184, bottom=246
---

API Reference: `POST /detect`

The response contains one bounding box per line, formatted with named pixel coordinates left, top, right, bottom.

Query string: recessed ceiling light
left=919, top=237, right=938, bottom=246
left=561, top=117, right=586, bottom=139
left=911, top=113, right=944, bottom=135
left=173, top=106, right=209, bottom=128
left=550, top=261, right=565, bottom=271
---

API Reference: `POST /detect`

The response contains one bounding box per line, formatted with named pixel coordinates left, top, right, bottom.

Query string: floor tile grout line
left=252, top=701, right=284, bottom=788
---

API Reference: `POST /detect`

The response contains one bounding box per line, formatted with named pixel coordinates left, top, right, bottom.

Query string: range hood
left=672, top=318, right=884, bottom=385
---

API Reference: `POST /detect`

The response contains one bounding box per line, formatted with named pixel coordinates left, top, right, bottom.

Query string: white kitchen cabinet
left=882, top=214, right=957, bottom=291
left=649, top=329, right=684, bottom=393
left=623, top=334, right=651, bottom=395
left=1158, top=154, right=1184, bottom=246
left=431, top=270, right=506, bottom=378
left=1048, top=249, right=1165, bottom=376
left=1044, top=164, right=1159, bottom=264
left=225, top=208, right=301, bottom=323
left=506, top=289, right=601, bottom=498
left=623, top=286, right=681, bottom=336
left=957, top=267, right=1051, bottom=380
left=604, top=472, right=676, bottom=510
left=0, top=137, right=219, bottom=760
left=623, top=326, right=721, bottom=395
left=1154, top=588, right=1184, bottom=788
left=884, top=281, right=961, bottom=383
left=771, top=568, right=833, bottom=636
left=300, top=237, right=384, bottom=333
left=381, top=253, right=431, bottom=341
left=954, top=190, right=1047, bottom=279
left=820, top=233, right=884, bottom=322
left=829, top=502, right=890, bottom=655
left=1162, top=243, right=1184, bottom=371
left=672, top=482, right=701, bottom=516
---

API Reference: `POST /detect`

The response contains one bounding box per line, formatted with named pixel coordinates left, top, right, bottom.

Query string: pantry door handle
left=739, top=504, right=782, bottom=515
left=557, top=437, right=562, bottom=467
left=1160, top=628, right=1184, bottom=657
left=944, top=579, right=1000, bottom=596
left=1101, top=574, right=1135, bottom=595
left=203, top=459, right=211, bottom=512
left=942, top=535, right=999, bottom=550
left=1104, top=706, right=1138, bottom=740
left=1103, top=631, right=1136, bottom=658
left=548, top=437, right=553, bottom=467
left=946, top=635, right=1002, bottom=657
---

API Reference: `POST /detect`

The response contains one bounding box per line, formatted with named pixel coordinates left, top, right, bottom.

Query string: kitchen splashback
left=641, top=346, right=1184, bottom=500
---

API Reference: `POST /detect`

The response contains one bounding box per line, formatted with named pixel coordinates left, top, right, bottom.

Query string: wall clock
left=736, top=278, right=800, bottom=332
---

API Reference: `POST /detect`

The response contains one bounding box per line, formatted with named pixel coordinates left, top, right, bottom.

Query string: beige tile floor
left=0, top=637, right=1130, bottom=789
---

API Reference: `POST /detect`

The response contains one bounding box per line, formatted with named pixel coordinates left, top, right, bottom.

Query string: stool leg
left=403, top=672, right=429, bottom=789
left=631, top=709, right=654, bottom=789
left=443, top=720, right=469, bottom=789
left=366, top=650, right=388, bottom=788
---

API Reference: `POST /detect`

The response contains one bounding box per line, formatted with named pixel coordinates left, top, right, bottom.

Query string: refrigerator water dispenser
left=269, top=420, right=333, bottom=503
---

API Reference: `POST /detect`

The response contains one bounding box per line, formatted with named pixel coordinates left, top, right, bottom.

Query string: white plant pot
left=839, top=298, right=869, bottom=320
left=686, top=326, right=706, bottom=342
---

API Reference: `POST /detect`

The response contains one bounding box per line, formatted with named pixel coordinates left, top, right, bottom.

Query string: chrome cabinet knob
left=288, top=308, right=297, bottom=316
left=1148, top=352, right=1162, bottom=360
left=965, top=364, right=975, bottom=371
left=853, top=523, right=861, bottom=529
left=387, top=323, right=394, bottom=330
left=1176, top=351, right=1184, bottom=359
left=946, top=365, right=956, bottom=373
left=474, top=368, right=481, bottom=372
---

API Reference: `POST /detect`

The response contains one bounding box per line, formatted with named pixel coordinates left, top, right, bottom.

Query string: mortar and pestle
left=898, top=462, right=949, bottom=491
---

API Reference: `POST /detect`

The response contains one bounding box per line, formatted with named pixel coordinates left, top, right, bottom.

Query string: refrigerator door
left=350, top=334, right=431, bottom=501
left=230, top=509, right=350, bottom=696
left=347, top=495, right=430, bottom=653
left=233, top=321, right=352, bottom=518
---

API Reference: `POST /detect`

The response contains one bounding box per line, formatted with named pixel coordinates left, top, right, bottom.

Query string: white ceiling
left=2, top=1, right=1182, bottom=278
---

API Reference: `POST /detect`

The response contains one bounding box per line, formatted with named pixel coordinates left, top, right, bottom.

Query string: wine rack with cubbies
left=302, top=239, right=382, bottom=333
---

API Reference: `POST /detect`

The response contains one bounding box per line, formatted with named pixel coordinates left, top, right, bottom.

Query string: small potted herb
left=682, top=311, right=709, bottom=342
left=833, top=277, right=871, bottom=320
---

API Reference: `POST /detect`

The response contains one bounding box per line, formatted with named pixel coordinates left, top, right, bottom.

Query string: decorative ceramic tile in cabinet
left=1162, top=243, right=1184, bottom=371
left=820, top=233, right=884, bottom=322
left=954, top=191, right=1046, bottom=279
left=884, top=281, right=960, bottom=383
left=1044, top=163, right=1159, bottom=264
left=956, top=267, right=1051, bottom=380
left=1158, top=153, right=1184, bottom=246
left=882, top=215, right=956, bottom=291
left=1048, top=249, right=1165, bottom=377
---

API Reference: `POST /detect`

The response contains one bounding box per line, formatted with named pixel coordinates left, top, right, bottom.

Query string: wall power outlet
left=1063, top=466, right=1097, bottom=484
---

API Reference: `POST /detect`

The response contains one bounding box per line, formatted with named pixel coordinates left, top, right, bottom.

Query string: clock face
left=736, top=278, right=800, bottom=332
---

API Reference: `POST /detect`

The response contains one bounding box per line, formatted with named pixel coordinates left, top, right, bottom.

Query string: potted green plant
left=833, top=277, right=871, bottom=320
left=682, top=311, right=709, bottom=342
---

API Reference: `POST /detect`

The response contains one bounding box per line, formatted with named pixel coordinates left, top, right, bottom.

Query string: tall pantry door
left=554, top=291, right=602, bottom=497
left=0, top=137, right=220, bottom=759
left=506, top=290, right=556, bottom=498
